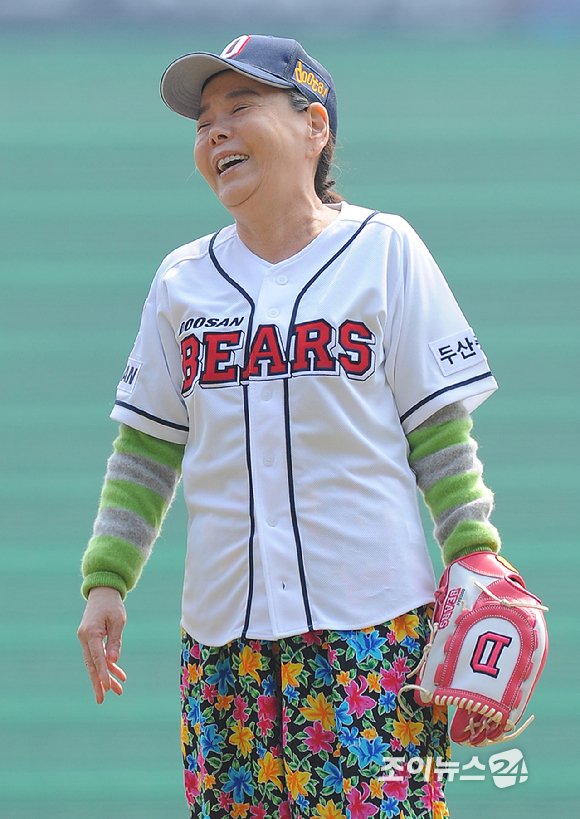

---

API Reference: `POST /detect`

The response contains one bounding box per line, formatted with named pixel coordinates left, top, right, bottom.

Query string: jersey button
left=276, top=274, right=288, bottom=285
left=263, top=454, right=274, bottom=466
left=261, top=387, right=272, bottom=401
left=267, top=307, right=280, bottom=318
left=266, top=516, right=278, bottom=527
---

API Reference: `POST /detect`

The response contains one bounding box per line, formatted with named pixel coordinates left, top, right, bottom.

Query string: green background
left=1, top=24, right=578, bottom=818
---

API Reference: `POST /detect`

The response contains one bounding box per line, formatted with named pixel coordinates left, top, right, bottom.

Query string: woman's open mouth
left=217, top=154, right=250, bottom=175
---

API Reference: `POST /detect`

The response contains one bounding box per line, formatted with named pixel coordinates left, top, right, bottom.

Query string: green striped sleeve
left=99, top=479, right=170, bottom=531
left=442, top=521, right=502, bottom=566
left=81, top=536, right=146, bottom=599
left=424, top=472, right=491, bottom=518
left=81, top=425, right=184, bottom=599
left=407, top=402, right=500, bottom=566
left=407, top=417, right=473, bottom=463
left=114, top=425, right=185, bottom=471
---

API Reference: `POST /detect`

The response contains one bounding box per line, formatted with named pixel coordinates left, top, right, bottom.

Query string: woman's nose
left=209, top=122, right=230, bottom=146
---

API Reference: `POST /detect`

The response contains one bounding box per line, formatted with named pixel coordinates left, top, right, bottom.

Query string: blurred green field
left=1, top=24, right=578, bottom=818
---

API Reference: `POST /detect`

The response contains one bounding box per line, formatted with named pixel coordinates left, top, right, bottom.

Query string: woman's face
left=194, top=70, right=322, bottom=213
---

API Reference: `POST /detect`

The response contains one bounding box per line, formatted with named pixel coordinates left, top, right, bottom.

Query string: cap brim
left=160, top=52, right=294, bottom=121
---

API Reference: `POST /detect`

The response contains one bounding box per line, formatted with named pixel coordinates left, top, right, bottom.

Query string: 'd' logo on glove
left=470, top=630, right=512, bottom=677
left=406, top=551, right=548, bottom=747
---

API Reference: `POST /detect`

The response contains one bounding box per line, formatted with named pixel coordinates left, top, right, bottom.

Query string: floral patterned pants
left=181, top=605, right=449, bottom=819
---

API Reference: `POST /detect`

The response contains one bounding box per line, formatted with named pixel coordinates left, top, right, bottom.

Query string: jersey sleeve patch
left=429, top=330, right=485, bottom=377
left=117, top=358, right=142, bottom=395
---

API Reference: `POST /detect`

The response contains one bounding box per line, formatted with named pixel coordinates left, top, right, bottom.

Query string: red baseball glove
left=407, top=551, right=548, bottom=746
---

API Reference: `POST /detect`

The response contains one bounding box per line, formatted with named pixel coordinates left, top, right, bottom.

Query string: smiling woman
left=77, top=34, right=512, bottom=819
left=192, top=71, right=338, bottom=262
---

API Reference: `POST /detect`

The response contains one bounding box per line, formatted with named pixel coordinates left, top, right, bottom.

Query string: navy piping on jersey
left=399, top=371, right=494, bottom=424
left=208, top=214, right=379, bottom=634
left=241, top=386, right=256, bottom=639
left=208, top=233, right=256, bottom=361
left=209, top=232, right=258, bottom=637
left=282, top=210, right=380, bottom=630
left=282, top=377, right=314, bottom=630
left=114, top=400, right=189, bottom=432
left=286, top=211, right=380, bottom=339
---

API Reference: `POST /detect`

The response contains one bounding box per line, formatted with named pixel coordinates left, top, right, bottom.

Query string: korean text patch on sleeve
left=429, top=329, right=485, bottom=377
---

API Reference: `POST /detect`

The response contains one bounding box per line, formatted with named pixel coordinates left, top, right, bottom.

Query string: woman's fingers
left=79, top=637, right=108, bottom=703
left=78, top=587, right=127, bottom=703
left=107, top=658, right=127, bottom=683
left=107, top=657, right=127, bottom=695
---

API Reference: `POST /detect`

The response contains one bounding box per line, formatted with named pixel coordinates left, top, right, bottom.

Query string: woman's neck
left=233, top=196, right=340, bottom=264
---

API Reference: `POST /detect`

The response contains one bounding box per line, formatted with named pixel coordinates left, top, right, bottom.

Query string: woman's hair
left=285, top=89, right=342, bottom=204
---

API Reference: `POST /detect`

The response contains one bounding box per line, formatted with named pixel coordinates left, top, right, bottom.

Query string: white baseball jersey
left=111, top=203, right=497, bottom=646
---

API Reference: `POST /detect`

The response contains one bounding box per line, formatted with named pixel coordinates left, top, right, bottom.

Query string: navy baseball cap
left=160, top=35, right=338, bottom=138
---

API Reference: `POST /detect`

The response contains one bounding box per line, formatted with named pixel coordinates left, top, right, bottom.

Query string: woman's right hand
left=77, top=586, right=127, bottom=704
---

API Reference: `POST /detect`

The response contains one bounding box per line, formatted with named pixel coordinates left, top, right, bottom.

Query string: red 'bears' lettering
left=242, top=325, right=289, bottom=380
left=338, top=320, right=375, bottom=379
left=292, top=319, right=338, bottom=374
left=181, top=334, right=201, bottom=394
left=200, top=331, right=243, bottom=386
left=180, top=319, right=376, bottom=391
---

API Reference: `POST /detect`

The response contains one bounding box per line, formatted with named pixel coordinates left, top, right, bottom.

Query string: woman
left=78, top=36, right=502, bottom=818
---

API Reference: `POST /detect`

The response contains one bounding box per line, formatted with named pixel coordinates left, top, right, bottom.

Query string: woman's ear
left=306, top=102, right=331, bottom=158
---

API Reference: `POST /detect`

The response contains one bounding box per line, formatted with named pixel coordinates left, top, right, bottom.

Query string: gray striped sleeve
left=409, top=400, right=497, bottom=556
left=105, top=450, right=179, bottom=505
left=414, top=400, right=469, bottom=430
left=90, top=446, right=180, bottom=559
left=412, top=439, right=482, bottom=494
left=93, top=506, right=158, bottom=560
left=433, top=495, right=495, bottom=546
